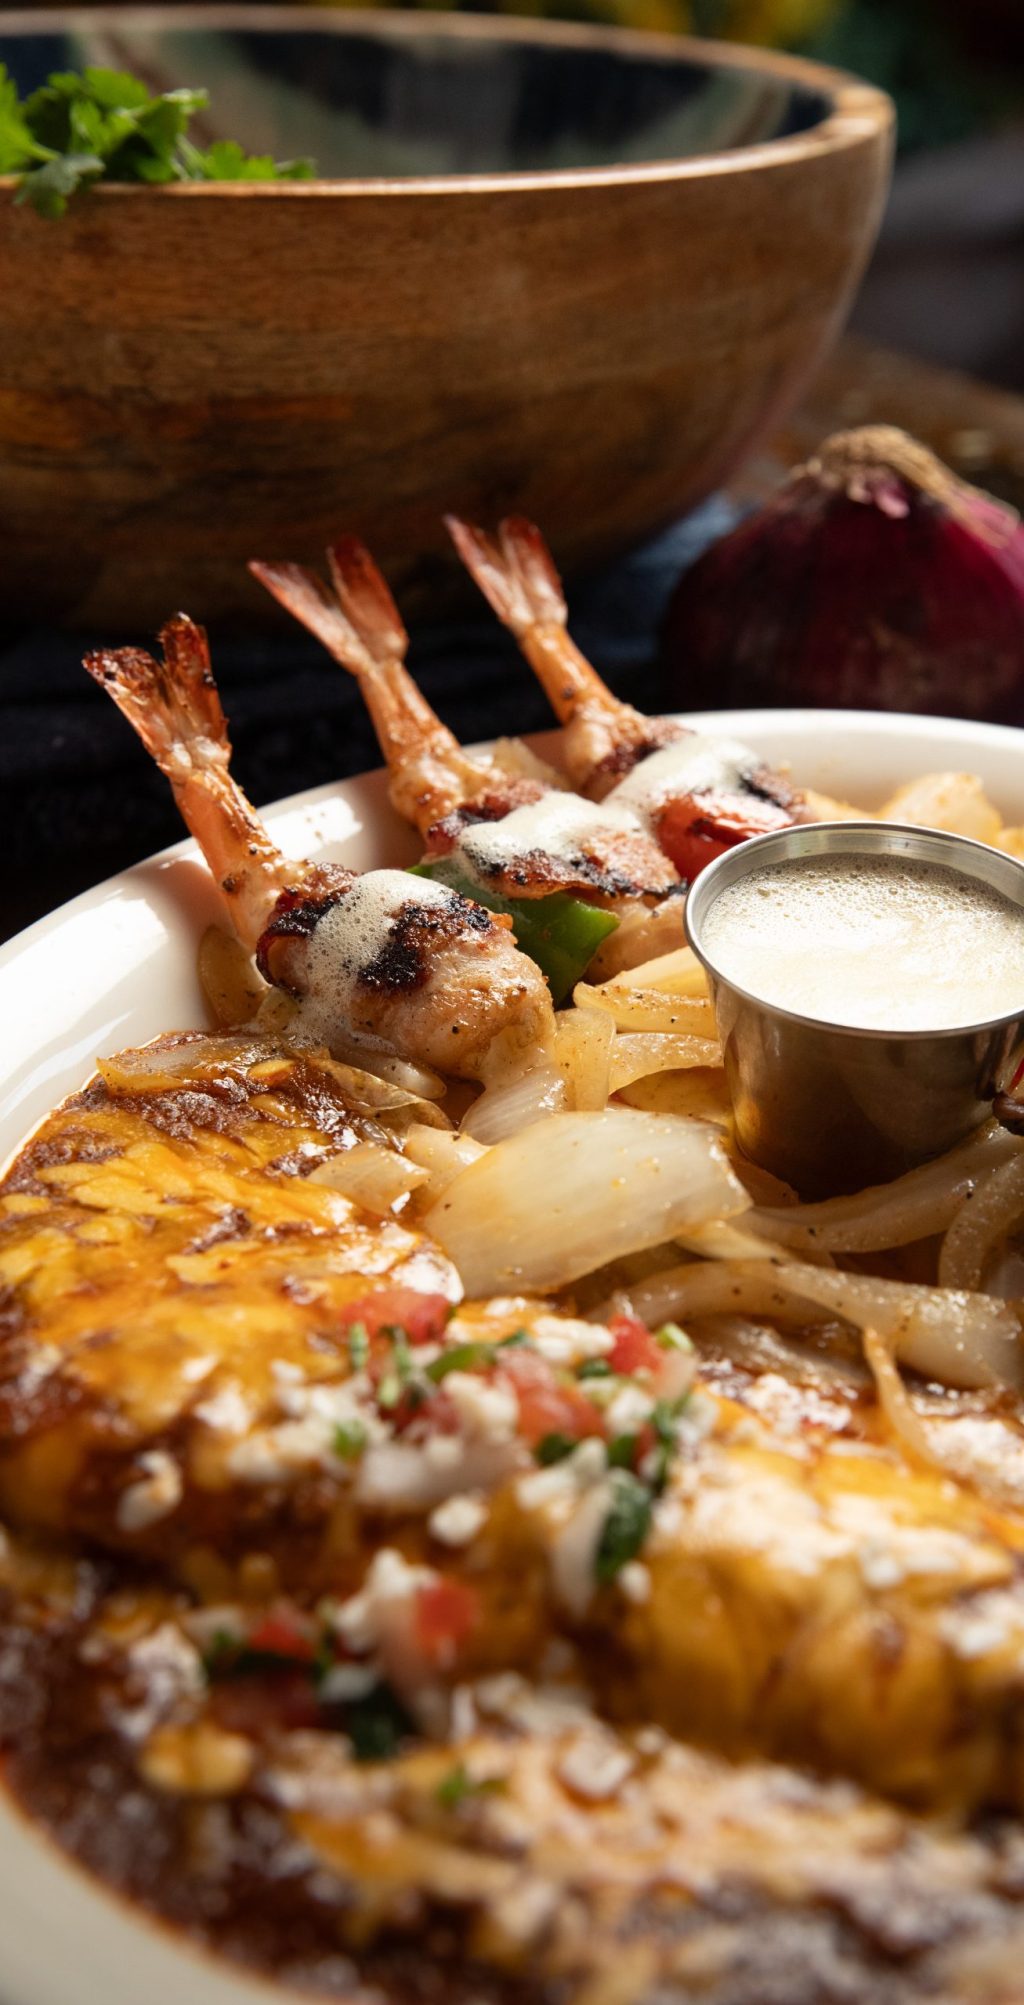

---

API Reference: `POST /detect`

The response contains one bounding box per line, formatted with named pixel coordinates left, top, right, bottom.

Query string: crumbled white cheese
left=117, top=1622, right=204, bottom=1741
left=194, top=1379, right=254, bottom=1435
left=487, top=1875, right=559, bottom=1948
left=423, top=1434, right=464, bottom=1471
left=428, top=1493, right=488, bottom=1548
left=858, top=1543, right=906, bottom=1591
left=442, top=1372, right=518, bottom=1442
left=528, top=1315, right=615, bottom=1368
left=517, top=1437, right=608, bottom=1513
left=331, top=1547, right=435, bottom=1655
left=618, top=1561, right=651, bottom=1605
left=317, top=1663, right=381, bottom=1704
left=117, top=1451, right=183, bottom=1533
left=605, top=1383, right=657, bottom=1436
left=551, top=1480, right=614, bottom=1618
left=557, top=1733, right=634, bottom=1802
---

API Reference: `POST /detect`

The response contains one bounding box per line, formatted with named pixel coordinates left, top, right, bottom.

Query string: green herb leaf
left=15, top=150, right=104, bottom=218
left=576, top=1358, right=613, bottom=1381
left=426, top=1341, right=495, bottom=1383
left=594, top=1471, right=653, bottom=1584
left=333, top=1419, right=368, bottom=1462
left=535, top=1432, right=578, bottom=1466
left=606, top=1433, right=639, bottom=1470
left=346, top=1681, right=414, bottom=1763
left=655, top=1322, right=693, bottom=1353
left=200, top=1625, right=244, bottom=1678
left=2, top=61, right=317, bottom=216
left=436, top=1761, right=507, bottom=1809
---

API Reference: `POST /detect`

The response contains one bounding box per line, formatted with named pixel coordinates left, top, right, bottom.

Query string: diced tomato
left=414, top=1577, right=479, bottom=1667
left=212, top=1672, right=322, bottom=1735
left=500, top=1350, right=606, bottom=1449
left=246, top=1612, right=317, bottom=1664
left=608, top=1313, right=662, bottom=1378
left=337, top=1288, right=452, bottom=1346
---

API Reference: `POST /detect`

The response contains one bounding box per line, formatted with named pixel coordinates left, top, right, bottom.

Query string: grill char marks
left=584, top=717, right=687, bottom=793
left=359, top=895, right=496, bottom=998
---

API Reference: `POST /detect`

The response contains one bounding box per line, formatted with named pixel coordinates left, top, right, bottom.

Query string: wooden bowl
left=0, top=6, right=892, bottom=627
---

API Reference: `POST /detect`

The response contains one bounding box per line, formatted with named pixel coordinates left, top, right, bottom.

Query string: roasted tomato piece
left=212, top=1671, right=322, bottom=1735
left=338, top=1288, right=452, bottom=1345
left=246, top=1612, right=318, bottom=1664
left=655, top=794, right=791, bottom=882
left=607, top=1313, right=662, bottom=1378
left=501, top=1350, right=605, bottom=1449
left=414, top=1577, right=479, bottom=1667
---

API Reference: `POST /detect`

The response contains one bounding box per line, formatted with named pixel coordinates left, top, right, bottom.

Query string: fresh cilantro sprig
left=0, top=63, right=315, bottom=217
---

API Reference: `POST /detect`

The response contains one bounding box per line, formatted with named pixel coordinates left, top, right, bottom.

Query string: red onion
left=664, top=426, right=1024, bottom=721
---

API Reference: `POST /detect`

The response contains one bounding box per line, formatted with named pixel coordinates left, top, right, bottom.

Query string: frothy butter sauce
left=702, top=852, right=1024, bottom=1032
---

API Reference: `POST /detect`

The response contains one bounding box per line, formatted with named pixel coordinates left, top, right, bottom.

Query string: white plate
left=2, top=704, right=1024, bottom=2005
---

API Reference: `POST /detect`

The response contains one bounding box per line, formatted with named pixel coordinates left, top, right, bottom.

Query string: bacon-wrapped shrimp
left=447, top=514, right=809, bottom=883
left=85, top=617, right=554, bottom=1082
left=252, top=539, right=684, bottom=985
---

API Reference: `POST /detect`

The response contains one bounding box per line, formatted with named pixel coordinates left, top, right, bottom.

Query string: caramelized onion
left=752, top=1124, right=1023, bottom=1255
left=424, top=1109, right=748, bottom=1297
left=938, top=1152, right=1024, bottom=1292
left=461, top=1062, right=566, bottom=1144
left=600, top=1257, right=1023, bottom=1392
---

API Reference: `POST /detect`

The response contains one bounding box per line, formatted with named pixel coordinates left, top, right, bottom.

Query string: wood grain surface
left=0, top=9, right=892, bottom=628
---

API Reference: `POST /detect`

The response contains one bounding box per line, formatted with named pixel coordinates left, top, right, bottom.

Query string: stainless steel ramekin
left=685, top=821, right=1024, bottom=1196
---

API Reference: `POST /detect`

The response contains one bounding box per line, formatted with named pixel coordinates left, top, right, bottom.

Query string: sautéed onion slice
left=424, top=1108, right=749, bottom=1297
left=752, top=1124, right=1023, bottom=1254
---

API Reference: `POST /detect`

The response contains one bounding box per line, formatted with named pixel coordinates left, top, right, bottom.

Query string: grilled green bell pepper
left=408, top=861, right=618, bottom=1003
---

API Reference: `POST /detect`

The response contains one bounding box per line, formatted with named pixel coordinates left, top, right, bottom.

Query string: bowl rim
left=0, top=2, right=894, bottom=199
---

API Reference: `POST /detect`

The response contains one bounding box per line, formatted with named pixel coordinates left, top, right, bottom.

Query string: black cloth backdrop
left=0, top=500, right=737, bottom=945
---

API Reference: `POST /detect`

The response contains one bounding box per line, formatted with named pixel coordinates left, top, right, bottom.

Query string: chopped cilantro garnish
left=200, top=1625, right=243, bottom=1678
left=606, top=1433, right=639, bottom=1469
left=427, top=1341, right=495, bottom=1382
left=333, top=1419, right=367, bottom=1461
left=594, top=1471, right=653, bottom=1584
left=347, top=1322, right=369, bottom=1371
left=0, top=62, right=315, bottom=217
left=656, top=1322, right=693, bottom=1352
left=535, top=1432, right=578, bottom=1466
left=576, top=1358, right=613, bottom=1380
left=346, top=1681, right=414, bottom=1763
left=436, top=1762, right=507, bottom=1809
left=496, top=1329, right=530, bottom=1349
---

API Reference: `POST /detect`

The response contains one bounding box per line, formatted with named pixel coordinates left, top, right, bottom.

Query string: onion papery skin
left=664, top=426, right=1024, bottom=723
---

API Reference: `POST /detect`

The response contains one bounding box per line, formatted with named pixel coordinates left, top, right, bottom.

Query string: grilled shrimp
left=448, top=515, right=808, bottom=882
left=252, top=540, right=681, bottom=982
left=250, top=538, right=518, bottom=836
left=84, top=619, right=553, bottom=1082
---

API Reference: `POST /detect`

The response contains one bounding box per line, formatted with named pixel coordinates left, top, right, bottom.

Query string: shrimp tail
left=86, top=618, right=231, bottom=783
left=251, top=537, right=502, bottom=837
left=445, top=514, right=567, bottom=636
left=447, top=515, right=660, bottom=796
left=84, top=617, right=299, bottom=948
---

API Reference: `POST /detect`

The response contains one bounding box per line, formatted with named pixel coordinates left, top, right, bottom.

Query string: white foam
left=609, top=734, right=757, bottom=819
left=456, top=790, right=644, bottom=884
left=298, top=869, right=456, bottom=1034
left=702, top=852, right=1024, bottom=1031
